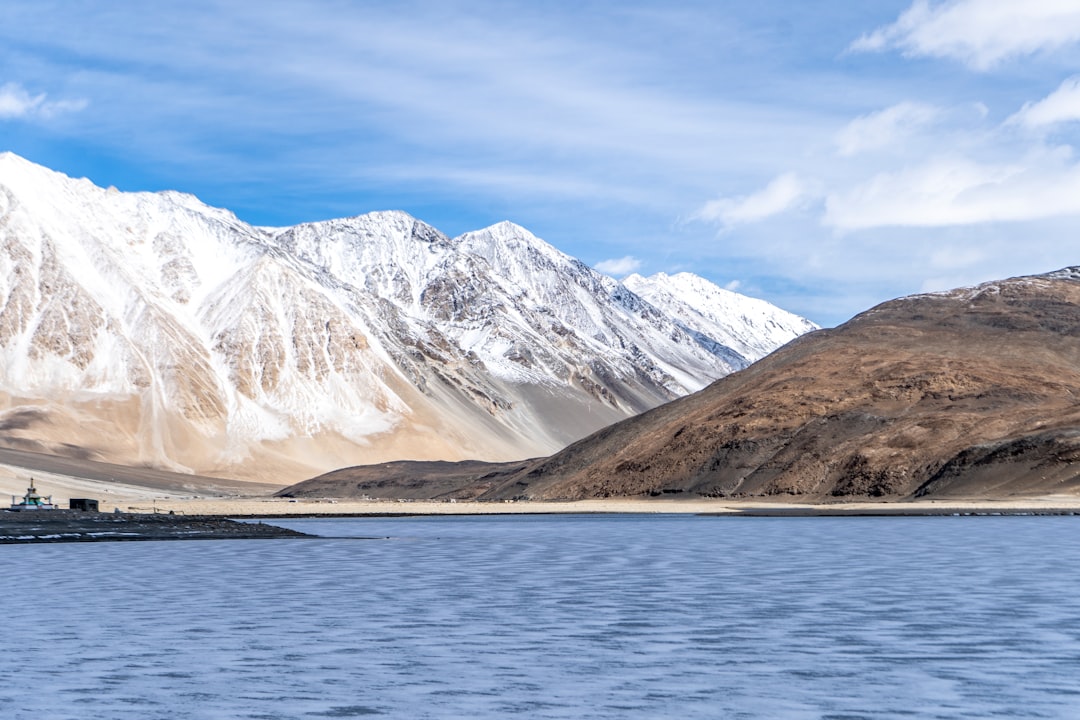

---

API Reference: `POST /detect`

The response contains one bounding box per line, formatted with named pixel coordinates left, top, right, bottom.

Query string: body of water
left=2, top=514, right=1079, bottom=719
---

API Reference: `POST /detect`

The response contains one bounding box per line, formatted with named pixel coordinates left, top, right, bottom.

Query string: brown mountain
left=282, top=459, right=531, bottom=500
left=281, top=268, right=1080, bottom=502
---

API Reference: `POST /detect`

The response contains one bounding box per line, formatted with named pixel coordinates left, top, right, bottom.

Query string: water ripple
left=1, top=515, right=1079, bottom=718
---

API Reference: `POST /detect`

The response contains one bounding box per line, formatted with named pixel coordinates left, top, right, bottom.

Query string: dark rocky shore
left=0, top=510, right=310, bottom=544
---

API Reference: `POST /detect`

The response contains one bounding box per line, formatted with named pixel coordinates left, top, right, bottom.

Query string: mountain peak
left=356, top=209, right=418, bottom=224
left=0, top=150, right=36, bottom=168
left=459, top=219, right=542, bottom=245
left=0, top=155, right=817, bottom=482
left=0, top=151, right=65, bottom=186
left=485, top=219, right=533, bottom=235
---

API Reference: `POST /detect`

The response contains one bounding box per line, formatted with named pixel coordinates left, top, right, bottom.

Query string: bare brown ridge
left=282, top=268, right=1080, bottom=502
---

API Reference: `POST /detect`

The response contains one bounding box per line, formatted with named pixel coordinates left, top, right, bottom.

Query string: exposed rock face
left=283, top=269, right=1080, bottom=501
left=0, top=153, right=814, bottom=481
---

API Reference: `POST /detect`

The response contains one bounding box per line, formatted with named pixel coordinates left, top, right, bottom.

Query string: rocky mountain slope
left=283, top=268, right=1080, bottom=501
left=0, top=152, right=814, bottom=481
left=624, top=272, right=817, bottom=363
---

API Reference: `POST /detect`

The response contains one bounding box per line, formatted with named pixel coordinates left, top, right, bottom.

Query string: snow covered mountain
left=623, top=272, right=818, bottom=363
left=0, top=152, right=816, bottom=481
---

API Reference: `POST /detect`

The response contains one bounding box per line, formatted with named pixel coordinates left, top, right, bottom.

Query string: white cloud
left=595, top=256, right=642, bottom=276
left=851, top=0, right=1080, bottom=70
left=824, top=150, right=1080, bottom=229
left=0, top=82, right=86, bottom=120
left=695, top=172, right=808, bottom=226
left=7, top=2, right=1080, bottom=328
left=1009, top=76, right=1080, bottom=127
left=724, top=280, right=743, bottom=292
left=38, top=97, right=88, bottom=118
left=835, top=102, right=940, bottom=156
left=0, top=82, right=44, bottom=118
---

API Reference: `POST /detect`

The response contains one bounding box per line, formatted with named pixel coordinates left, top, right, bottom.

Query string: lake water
left=2, top=514, right=1080, bottom=719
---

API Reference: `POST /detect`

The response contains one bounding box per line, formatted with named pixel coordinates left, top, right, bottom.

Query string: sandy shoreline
left=3, top=453, right=1080, bottom=517
left=6, top=493, right=1080, bottom=518
left=119, top=495, right=1080, bottom=517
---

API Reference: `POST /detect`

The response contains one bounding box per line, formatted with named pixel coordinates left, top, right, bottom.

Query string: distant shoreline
left=4, top=498, right=1078, bottom=544
left=114, top=496, right=1080, bottom=518
left=5, top=447, right=1080, bottom=524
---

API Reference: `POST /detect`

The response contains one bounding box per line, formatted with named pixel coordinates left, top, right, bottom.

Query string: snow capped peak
left=343, top=209, right=426, bottom=229
left=457, top=219, right=545, bottom=248
left=0, top=153, right=246, bottom=236
left=0, top=150, right=47, bottom=173
left=455, top=219, right=581, bottom=278
left=0, top=150, right=26, bottom=168
left=624, top=271, right=818, bottom=362
left=0, top=152, right=817, bottom=481
left=305, top=210, right=448, bottom=243
left=0, top=153, right=113, bottom=203
left=482, top=219, right=532, bottom=235
left=0, top=152, right=74, bottom=195
left=365, top=208, right=417, bottom=222
left=465, top=221, right=563, bottom=257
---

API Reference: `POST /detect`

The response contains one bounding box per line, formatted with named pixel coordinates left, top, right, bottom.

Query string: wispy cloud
left=0, top=82, right=86, bottom=120
left=1008, top=76, right=1080, bottom=127
left=695, top=173, right=809, bottom=227
left=824, top=157, right=1019, bottom=229
left=851, top=0, right=1080, bottom=70
left=595, top=256, right=642, bottom=276
left=6, top=2, right=1080, bottom=327
left=824, top=149, right=1080, bottom=230
left=0, top=2, right=827, bottom=232
left=835, top=102, right=940, bottom=156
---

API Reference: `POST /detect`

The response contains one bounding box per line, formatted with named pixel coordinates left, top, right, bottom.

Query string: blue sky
left=3, top=1, right=1080, bottom=326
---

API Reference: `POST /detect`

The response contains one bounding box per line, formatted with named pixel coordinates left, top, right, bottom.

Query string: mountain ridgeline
left=0, top=152, right=815, bottom=481
left=283, top=269, right=1080, bottom=501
